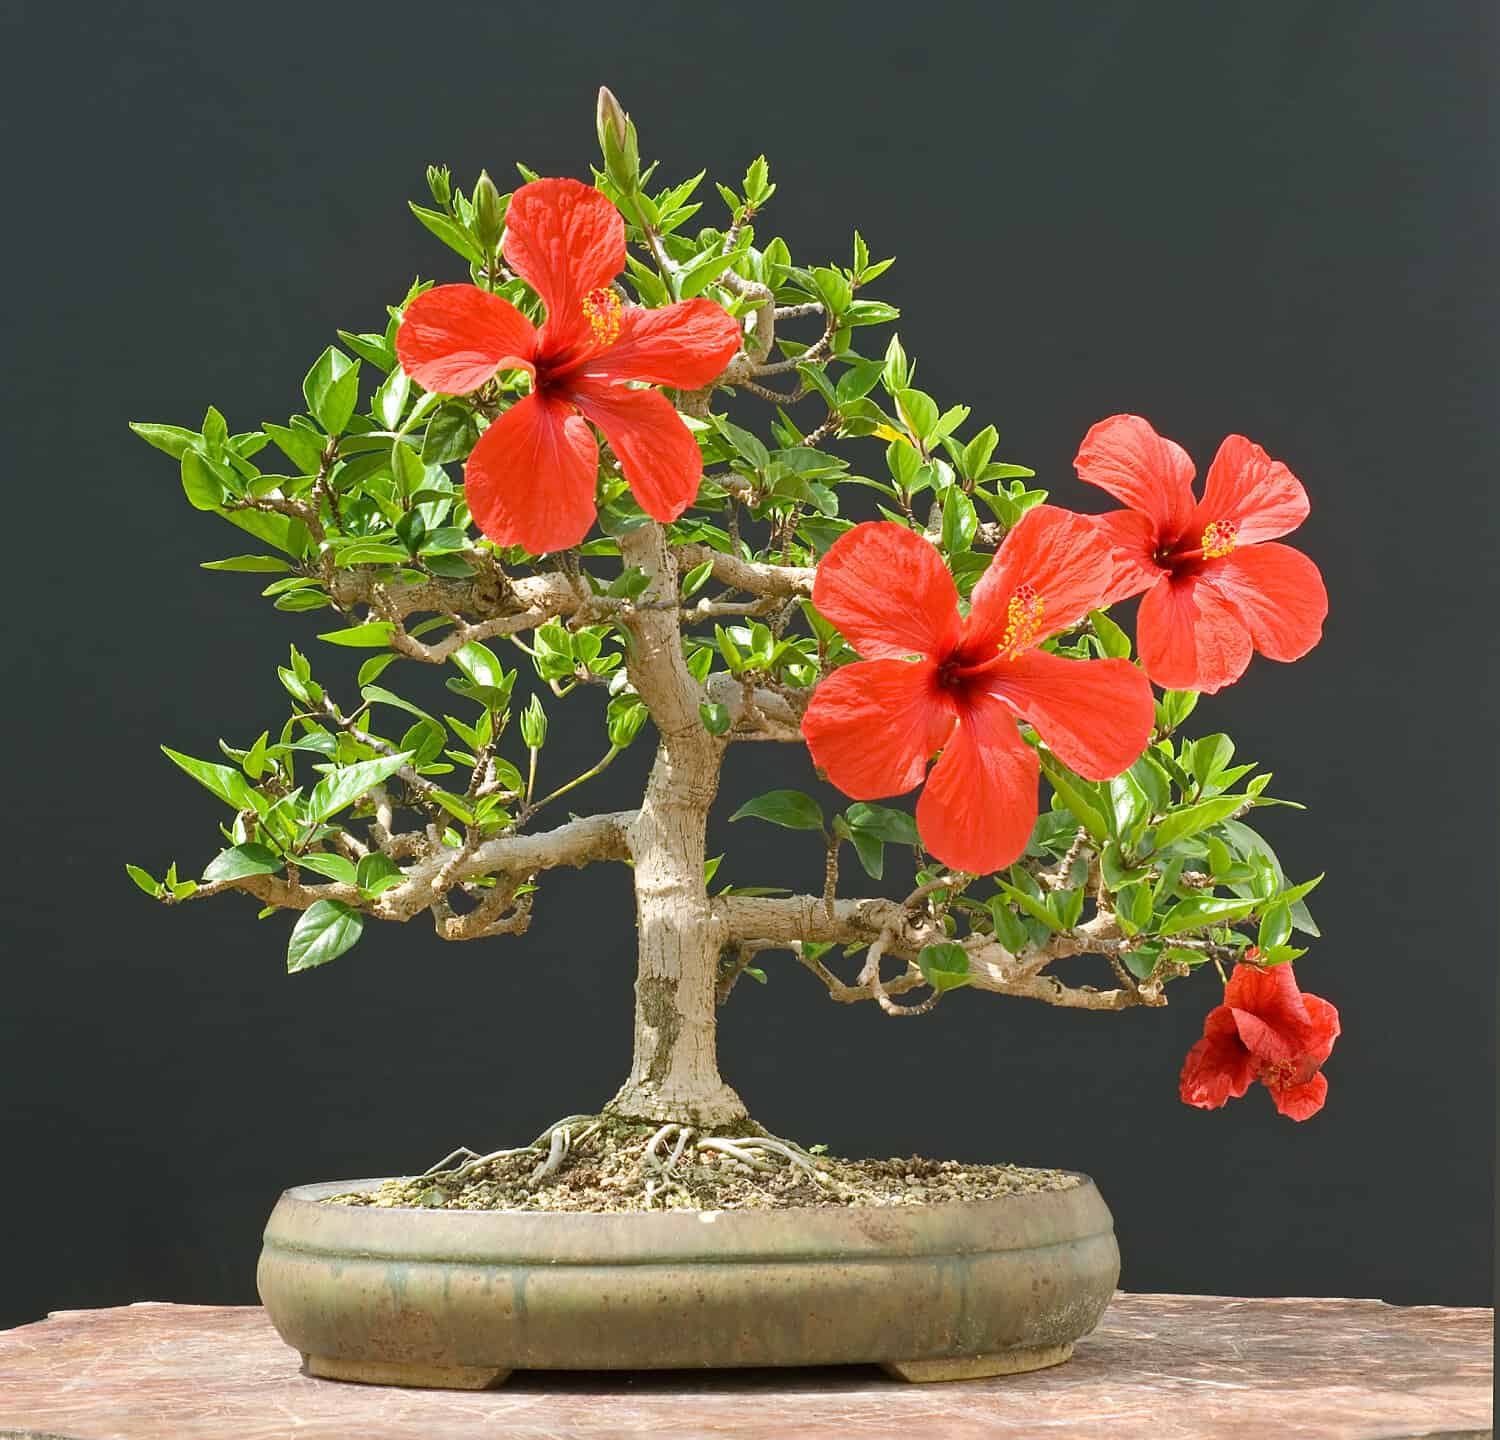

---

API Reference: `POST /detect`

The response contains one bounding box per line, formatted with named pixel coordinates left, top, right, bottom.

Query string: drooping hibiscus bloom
left=395, top=177, right=742, bottom=554
left=1179, top=960, right=1340, bottom=1121
left=800, top=509, right=1156, bottom=875
left=1074, top=414, right=1328, bottom=694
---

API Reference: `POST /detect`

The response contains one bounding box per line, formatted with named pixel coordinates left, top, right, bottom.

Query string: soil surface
left=326, top=1117, right=1080, bottom=1213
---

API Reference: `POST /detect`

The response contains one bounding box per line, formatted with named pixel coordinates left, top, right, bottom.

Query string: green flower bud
left=426, top=164, right=452, bottom=211
left=595, top=86, right=640, bottom=194
left=520, top=694, right=548, bottom=750
left=472, top=170, right=505, bottom=253
left=606, top=695, right=648, bottom=750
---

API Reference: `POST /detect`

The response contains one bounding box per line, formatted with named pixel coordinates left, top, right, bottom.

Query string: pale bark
left=606, top=523, right=748, bottom=1126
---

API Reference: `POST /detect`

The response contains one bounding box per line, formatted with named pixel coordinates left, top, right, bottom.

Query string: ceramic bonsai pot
left=257, top=1174, right=1120, bottom=1388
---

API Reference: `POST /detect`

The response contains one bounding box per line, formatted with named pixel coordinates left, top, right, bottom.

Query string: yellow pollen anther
left=1201, top=519, right=1239, bottom=559
left=581, top=286, right=622, bottom=346
left=997, top=582, right=1045, bottom=659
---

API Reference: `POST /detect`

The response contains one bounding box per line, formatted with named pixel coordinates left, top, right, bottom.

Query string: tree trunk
left=605, top=523, right=748, bottom=1128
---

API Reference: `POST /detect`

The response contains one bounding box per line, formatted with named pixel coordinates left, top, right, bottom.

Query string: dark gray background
left=2, top=1, right=1493, bottom=1329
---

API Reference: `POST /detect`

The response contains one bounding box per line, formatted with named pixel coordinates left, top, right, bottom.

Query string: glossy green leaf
left=203, top=844, right=281, bottom=882
left=287, top=899, right=365, bottom=973
left=161, top=747, right=257, bottom=811
left=918, top=941, right=971, bottom=992
left=730, top=789, right=824, bottom=831
left=306, top=753, right=412, bottom=824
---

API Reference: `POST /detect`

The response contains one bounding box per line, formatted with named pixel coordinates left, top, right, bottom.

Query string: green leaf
left=307, top=753, right=412, bottom=824
left=360, top=685, right=437, bottom=724
left=294, top=852, right=359, bottom=885
left=287, top=899, right=364, bottom=973
left=161, top=747, right=257, bottom=811
left=263, top=421, right=326, bottom=473
left=987, top=897, right=1029, bottom=951
left=356, top=852, right=404, bottom=895
left=918, top=941, right=970, bottom=993
left=317, top=621, right=396, bottom=648
left=848, top=828, right=885, bottom=879
left=940, top=485, right=977, bottom=553
left=451, top=640, right=507, bottom=689
left=996, top=879, right=1063, bottom=932
left=845, top=802, right=919, bottom=846
left=679, top=251, right=737, bottom=298
left=125, top=863, right=162, bottom=897
left=302, top=347, right=361, bottom=436
left=130, top=421, right=200, bottom=459
left=729, top=789, right=824, bottom=831
left=203, top=844, right=281, bottom=882
left=1153, top=795, right=1246, bottom=850
left=699, top=701, right=731, bottom=736
left=726, top=786, right=822, bottom=834
left=895, top=387, right=938, bottom=442
left=1038, top=754, right=1110, bottom=844
left=408, top=202, right=484, bottom=265
left=180, top=450, right=225, bottom=510
left=1257, top=901, right=1293, bottom=950
left=421, top=403, right=478, bottom=464
left=1156, top=895, right=1261, bottom=935
left=1089, top=608, right=1131, bottom=660
left=1155, top=689, right=1200, bottom=735
left=201, top=554, right=292, bottom=573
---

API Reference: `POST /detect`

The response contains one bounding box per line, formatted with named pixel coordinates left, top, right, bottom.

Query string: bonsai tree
left=129, top=90, right=1337, bottom=1198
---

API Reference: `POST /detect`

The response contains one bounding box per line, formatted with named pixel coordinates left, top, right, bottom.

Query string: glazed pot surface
left=258, top=1175, right=1121, bottom=1388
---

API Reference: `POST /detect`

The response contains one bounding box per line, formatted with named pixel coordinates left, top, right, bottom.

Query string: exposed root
left=638, top=1123, right=839, bottom=1207
left=334, top=1120, right=1082, bottom=1214
left=419, top=1113, right=599, bottom=1184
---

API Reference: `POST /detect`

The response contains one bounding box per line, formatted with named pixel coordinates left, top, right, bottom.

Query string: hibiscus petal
left=1265, top=1070, right=1328, bottom=1121
left=1224, top=962, right=1319, bottom=1062
left=502, top=178, right=625, bottom=352
left=395, top=285, right=537, bottom=395
left=1137, top=572, right=1254, bottom=694
left=1300, top=993, right=1341, bottom=1068
left=1074, top=414, right=1197, bottom=542
left=812, top=522, right=962, bottom=662
left=988, top=649, right=1154, bottom=781
left=1093, top=509, right=1166, bottom=606
left=578, top=299, right=742, bottom=389
left=1195, top=434, right=1309, bottom=545
left=1179, top=1006, right=1258, bottom=1110
left=802, top=659, right=953, bottom=801
left=567, top=381, right=703, bottom=523
left=964, top=506, right=1118, bottom=658
left=1200, top=543, right=1328, bottom=664
left=464, top=391, right=598, bottom=554
left=916, top=691, right=1038, bottom=874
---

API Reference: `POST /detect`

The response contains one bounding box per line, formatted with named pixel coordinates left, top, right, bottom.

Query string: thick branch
left=714, top=895, right=1166, bottom=1011
left=187, top=811, right=634, bottom=922
left=675, top=544, right=815, bottom=600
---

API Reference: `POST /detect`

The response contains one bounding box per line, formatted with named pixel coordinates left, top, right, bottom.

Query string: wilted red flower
left=1074, top=415, right=1327, bottom=693
left=396, top=177, right=741, bottom=554
left=800, top=510, right=1155, bottom=875
left=1179, top=961, right=1340, bottom=1120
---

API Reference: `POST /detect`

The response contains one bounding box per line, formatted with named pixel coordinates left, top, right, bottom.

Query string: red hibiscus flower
left=1180, top=960, right=1340, bottom=1121
left=800, top=509, right=1156, bottom=875
left=395, top=177, right=742, bottom=554
left=1074, top=414, right=1328, bottom=694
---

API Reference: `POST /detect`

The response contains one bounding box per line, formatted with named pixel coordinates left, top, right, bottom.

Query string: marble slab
left=0, top=1293, right=1491, bottom=1439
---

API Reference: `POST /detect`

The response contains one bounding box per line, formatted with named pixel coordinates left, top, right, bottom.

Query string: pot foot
left=881, top=1342, right=1074, bottom=1383
left=303, top=1354, right=511, bottom=1390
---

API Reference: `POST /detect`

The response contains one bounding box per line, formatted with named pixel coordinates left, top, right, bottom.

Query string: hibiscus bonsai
left=128, top=89, right=1336, bottom=1204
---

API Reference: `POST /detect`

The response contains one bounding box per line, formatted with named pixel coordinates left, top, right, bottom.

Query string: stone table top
left=0, top=1294, right=1490, bottom=1440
